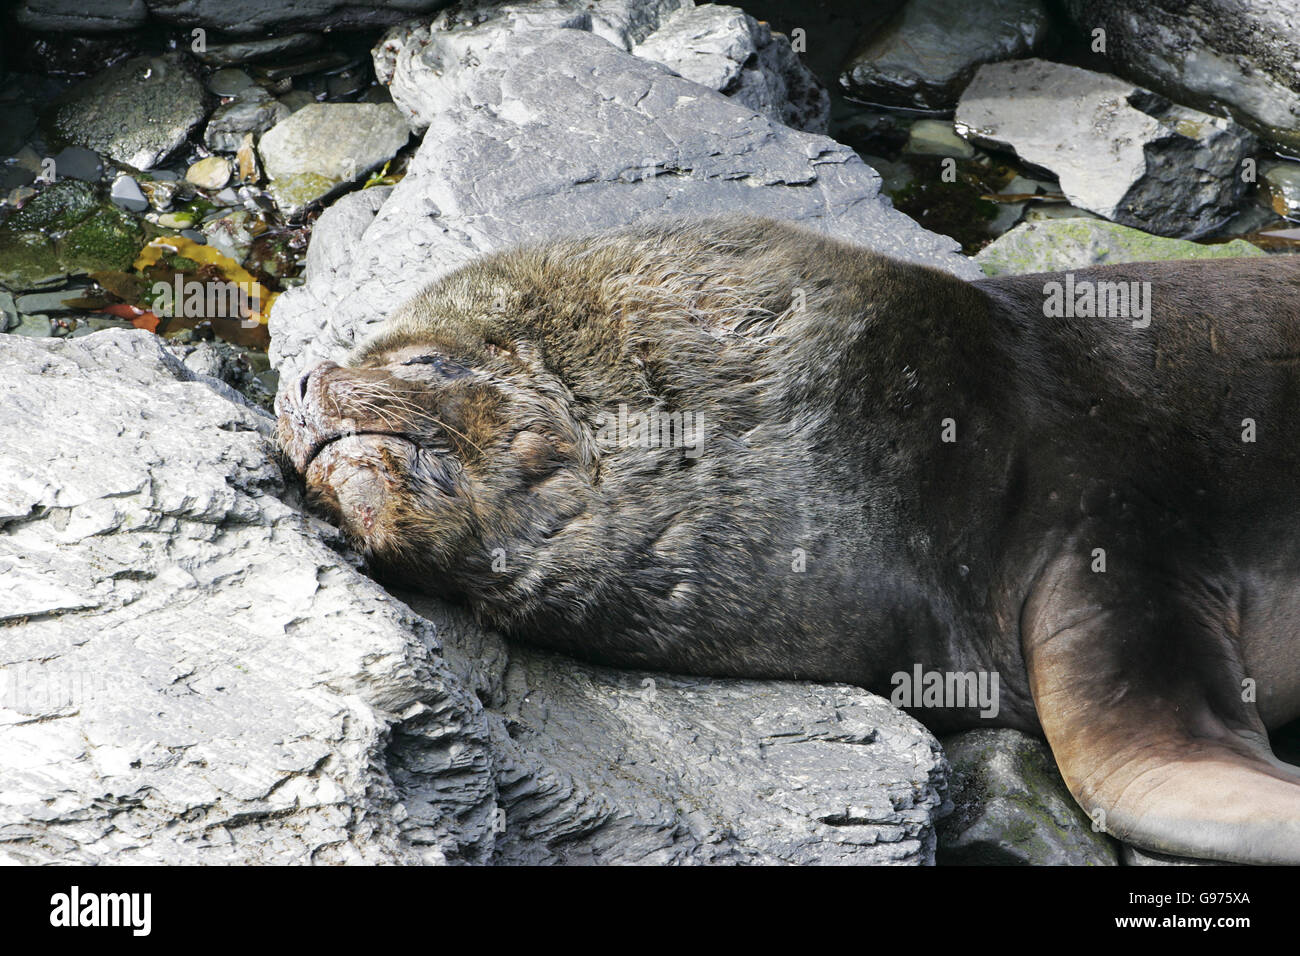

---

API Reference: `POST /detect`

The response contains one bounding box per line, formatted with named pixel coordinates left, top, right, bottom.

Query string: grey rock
left=373, top=0, right=692, bottom=133
left=109, top=174, right=149, bottom=212
left=841, top=0, right=1051, bottom=111
left=273, top=26, right=977, bottom=388
left=192, top=33, right=324, bottom=68
left=1061, top=0, right=1300, bottom=151
left=41, top=54, right=208, bottom=170
left=632, top=4, right=829, bottom=133
left=278, top=90, right=318, bottom=113
left=975, top=217, right=1264, bottom=277
left=303, top=186, right=393, bottom=286
left=0, top=290, right=17, bottom=331
left=205, top=87, right=292, bottom=153
left=956, top=59, right=1256, bottom=238
left=52, top=147, right=103, bottom=183
left=938, top=729, right=1118, bottom=865
left=0, top=329, right=949, bottom=864
left=206, top=68, right=256, bottom=97
left=14, top=289, right=84, bottom=315
left=17, top=0, right=454, bottom=36
left=257, top=103, right=410, bottom=216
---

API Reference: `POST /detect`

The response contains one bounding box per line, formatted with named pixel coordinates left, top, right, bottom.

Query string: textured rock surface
left=976, top=218, right=1264, bottom=276
left=274, top=24, right=978, bottom=388
left=632, top=3, right=829, bottom=133
left=40, top=54, right=208, bottom=170
left=0, top=330, right=950, bottom=864
left=205, top=88, right=292, bottom=154
left=956, top=59, right=1255, bottom=238
left=938, top=729, right=1118, bottom=865
left=16, top=0, right=455, bottom=35
left=257, top=103, right=411, bottom=216
left=840, top=0, right=1050, bottom=111
left=1061, top=0, right=1300, bottom=151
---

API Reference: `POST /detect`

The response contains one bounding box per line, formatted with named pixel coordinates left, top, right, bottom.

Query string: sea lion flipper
left=1022, top=548, right=1300, bottom=864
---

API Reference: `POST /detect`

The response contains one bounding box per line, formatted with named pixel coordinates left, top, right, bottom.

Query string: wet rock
left=41, top=53, right=208, bottom=170
left=975, top=217, right=1265, bottom=277
left=632, top=4, right=829, bottom=133
left=956, top=59, right=1256, bottom=238
left=51, top=147, right=103, bottom=183
left=186, top=156, right=232, bottom=191
left=201, top=210, right=258, bottom=263
left=138, top=177, right=180, bottom=211
left=206, top=68, right=256, bottom=97
left=0, top=290, right=17, bottom=331
left=192, top=33, right=324, bottom=68
left=938, top=729, right=1119, bottom=865
left=841, top=0, right=1051, bottom=111
left=1061, top=0, right=1300, bottom=152
left=204, top=87, right=292, bottom=153
left=236, top=134, right=262, bottom=184
left=278, top=90, right=317, bottom=112
left=16, top=1, right=453, bottom=36
left=1262, top=162, right=1300, bottom=219
left=0, top=329, right=949, bottom=863
left=904, top=119, right=975, bottom=159
left=257, top=103, right=410, bottom=216
left=109, top=174, right=148, bottom=212
left=273, top=24, right=978, bottom=389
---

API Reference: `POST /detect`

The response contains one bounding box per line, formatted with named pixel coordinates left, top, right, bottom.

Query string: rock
left=904, top=119, right=975, bottom=158
left=1061, top=0, right=1300, bottom=152
left=257, top=103, right=410, bottom=216
left=236, top=134, right=262, bottom=184
left=109, top=175, right=149, bottom=213
left=1262, top=162, right=1300, bottom=218
left=278, top=90, right=318, bottom=113
left=374, top=1, right=737, bottom=134
left=1121, top=845, right=1224, bottom=866
left=51, top=147, right=103, bottom=184
left=186, top=156, right=232, bottom=191
left=192, top=33, right=324, bottom=68
left=938, top=729, right=1119, bottom=865
left=956, top=59, right=1256, bottom=238
left=41, top=54, right=208, bottom=170
left=272, top=24, right=977, bottom=390
left=139, top=177, right=180, bottom=212
left=16, top=0, right=454, bottom=36
left=204, top=87, right=292, bottom=153
left=0, top=290, right=17, bottom=331
left=976, top=217, right=1265, bottom=276
left=206, top=68, right=256, bottom=97
left=631, top=4, right=829, bottom=133
left=841, top=0, right=1051, bottom=111
left=201, top=210, right=257, bottom=263
left=0, top=329, right=949, bottom=863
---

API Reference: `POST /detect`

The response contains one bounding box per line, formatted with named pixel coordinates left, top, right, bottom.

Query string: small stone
left=109, top=175, right=149, bottom=212
left=6, top=185, right=37, bottom=206
left=236, top=134, right=261, bottom=184
left=0, top=290, right=17, bottom=331
left=204, top=88, right=291, bottom=153
left=186, top=157, right=232, bottom=191
left=255, top=50, right=353, bottom=82
left=192, top=32, right=323, bottom=68
left=0, top=163, right=35, bottom=191
left=904, top=119, right=976, bottom=159
left=52, top=147, right=103, bottom=183
left=206, top=68, right=255, bottom=97
left=139, top=178, right=179, bottom=212
left=156, top=212, right=195, bottom=229
left=278, top=90, right=317, bottom=112
left=1262, top=162, right=1300, bottom=218
left=179, top=229, right=208, bottom=244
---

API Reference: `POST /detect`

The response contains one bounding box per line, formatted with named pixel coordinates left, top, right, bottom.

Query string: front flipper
left=1023, top=549, right=1300, bottom=864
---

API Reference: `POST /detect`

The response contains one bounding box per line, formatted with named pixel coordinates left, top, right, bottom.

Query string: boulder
left=40, top=53, right=208, bottom=170
left=956, top=59, right=1256, bottom=238
left=15, top=0, right=455, bottom=36
left=937, top=729, right=1118, bottom=865
left=373, top=0, right=827, bottom=134
left=272, top=24, right=978, bottom=388
left=1061, top=0, right=1300, bottom=152
left=632, top=4, right=829, bottom=133
left=0, top=329, right=949, bottom=864
left=976, top=217, right=1265, bottom=277
left=841, top=0, right=1051, bottom=111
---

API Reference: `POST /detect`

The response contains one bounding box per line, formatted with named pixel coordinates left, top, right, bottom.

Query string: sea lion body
left=277, top=217, right=1300, bottom=863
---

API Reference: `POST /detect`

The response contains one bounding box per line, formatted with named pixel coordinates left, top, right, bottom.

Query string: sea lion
left=276, top=216, right=1300, bottom=864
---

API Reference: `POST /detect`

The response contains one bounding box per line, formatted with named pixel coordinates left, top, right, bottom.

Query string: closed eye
left=400, top=354, right=473, bottom=379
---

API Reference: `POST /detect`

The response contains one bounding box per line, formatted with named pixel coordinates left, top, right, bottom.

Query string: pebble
left=139, top=178, right=179, bottom=211
left=236, top=134, right=261, bottom=184
left=256, top=51, right=353, bottom=82
left=186, top=156, right=232, bottom=191
left=52, top=147, right=103, bottom=183
left=109, top=175, right=149, bottom=212
left=206, top=68, right=256, bottom=97
left=278, top=90, right=317, bottom=112
left=192, top=32, right=323, bottom=68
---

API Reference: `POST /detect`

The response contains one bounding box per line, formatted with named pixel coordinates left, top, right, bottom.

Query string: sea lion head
left=274, top=333, right=596, bottom=602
